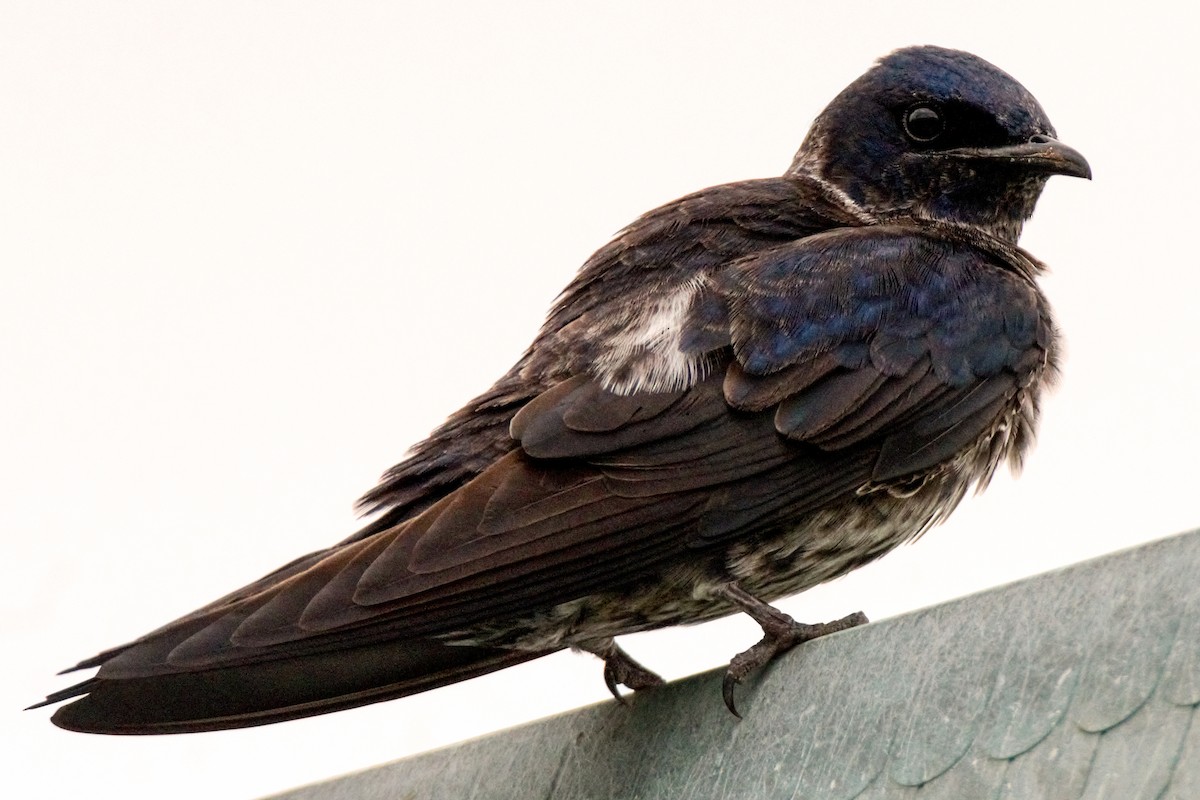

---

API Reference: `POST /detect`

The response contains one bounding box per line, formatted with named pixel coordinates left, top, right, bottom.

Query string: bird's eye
left=903, top=105, right=944, bottom=143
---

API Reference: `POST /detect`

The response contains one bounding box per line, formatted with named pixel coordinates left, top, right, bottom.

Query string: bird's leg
left=718, top=583, right=868, bottom=717
left=577, top=638, right=665, bottom=702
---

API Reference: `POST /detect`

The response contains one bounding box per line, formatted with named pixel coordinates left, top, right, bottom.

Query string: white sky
left=5, top=3, right=1199, bottom=798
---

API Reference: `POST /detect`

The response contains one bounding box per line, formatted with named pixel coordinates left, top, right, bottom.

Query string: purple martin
left=36, top=45, right=1089, bottom=732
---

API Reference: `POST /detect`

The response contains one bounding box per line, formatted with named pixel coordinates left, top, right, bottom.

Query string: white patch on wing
left=594, top=275, right=710, bottom=395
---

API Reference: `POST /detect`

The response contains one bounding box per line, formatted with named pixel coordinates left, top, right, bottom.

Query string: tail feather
left=43, top=639, right=553, bottom=734
left=25, top=678, right=99, bottom=710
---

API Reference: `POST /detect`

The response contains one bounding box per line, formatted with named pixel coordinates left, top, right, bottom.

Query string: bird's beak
left=944, top=135, right=1092, bottom=180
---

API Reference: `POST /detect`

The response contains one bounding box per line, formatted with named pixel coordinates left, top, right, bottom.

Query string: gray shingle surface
left=266, top=529, right=1200, bottom=800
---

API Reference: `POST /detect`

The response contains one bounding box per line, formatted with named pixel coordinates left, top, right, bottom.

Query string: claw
left=717, top=584, right=868, bottom=716
left=722, top=671, right=743, bottom=719
left=580, top=638, right=665, bottom=702
left=602, top=659, right=628, bottom=704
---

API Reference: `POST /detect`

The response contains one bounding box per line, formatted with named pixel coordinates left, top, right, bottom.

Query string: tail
left=35, top=638, right=553, bottom=735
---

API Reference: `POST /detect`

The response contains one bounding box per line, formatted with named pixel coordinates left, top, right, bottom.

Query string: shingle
left=1160, top=707, right=1200, bottom=800
left=975, top=585, right=1084, bottom=759
left=996, top=718, right=1097, bottom=799
left=1160, top=592, right=1200, bottom=706
left=1069, top=541, right=1189, bottom=733
left=908, top=748, right=1005, bottom=798
left=1079, top=692, right=1192, bottom=800
left=885, top=607, right=1002, bottom=786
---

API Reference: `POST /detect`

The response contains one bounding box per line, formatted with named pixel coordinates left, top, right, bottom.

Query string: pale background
left=5, top=2, right=1198, bottom=798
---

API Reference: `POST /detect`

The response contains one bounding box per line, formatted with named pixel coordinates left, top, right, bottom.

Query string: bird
left=35, top=45, right=1090, bottom=733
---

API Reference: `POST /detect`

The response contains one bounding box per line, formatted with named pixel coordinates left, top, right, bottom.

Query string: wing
left=351, top=176, right=871, bottom=529
left=44, top=220, right=1055, bottom=733
left=64, top=176, right=861, bottom=645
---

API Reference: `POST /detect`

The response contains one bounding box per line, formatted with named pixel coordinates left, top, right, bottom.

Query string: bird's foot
left=717, top=583, right=867, bottom=717
left=579, top=638, right=665, bottom=702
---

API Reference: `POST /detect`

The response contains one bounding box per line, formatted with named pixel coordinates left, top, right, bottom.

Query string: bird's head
left=789, top=46, right=1090, bottom=242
